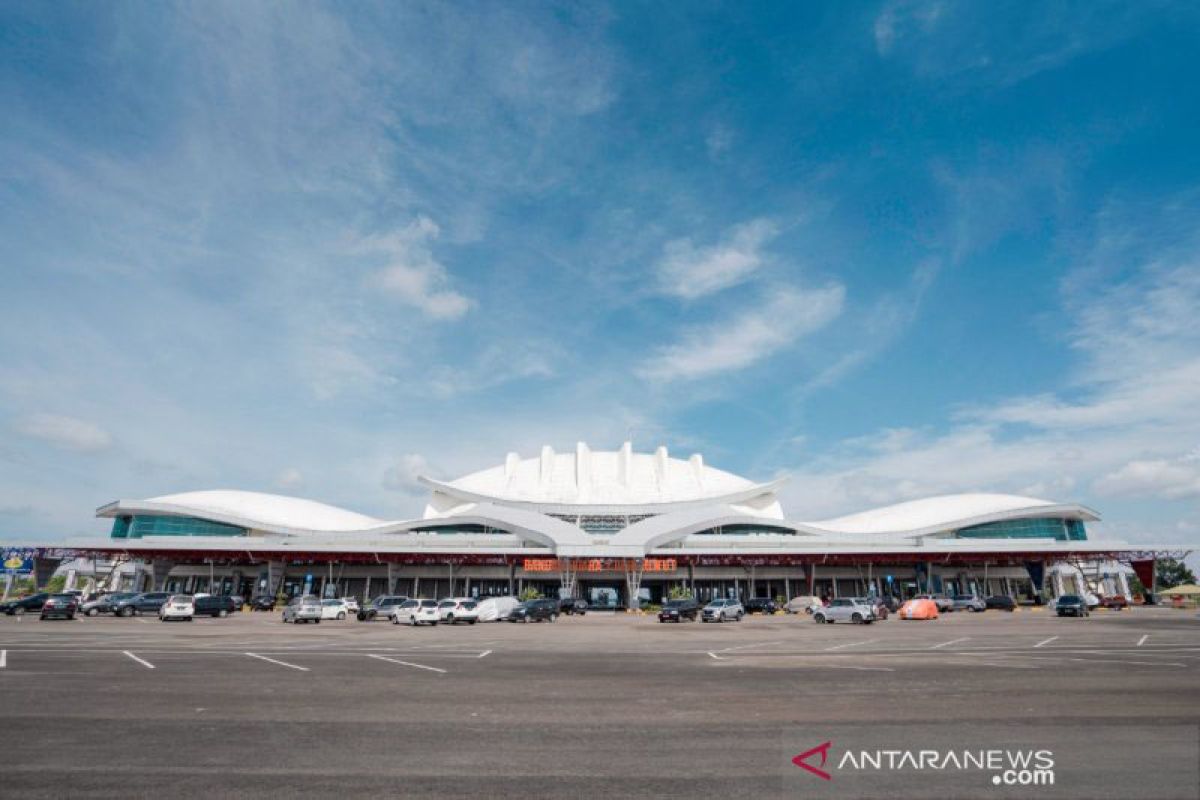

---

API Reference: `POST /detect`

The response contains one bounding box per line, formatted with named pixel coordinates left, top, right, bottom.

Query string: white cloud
left=656, top=219, right=780, bottom=299
left=364, top=217, right=473, bottom=320
left=274, top=467, right=305, bottom=490
left=15, top=413, right=112, bottom=453
left=382, top=453, right=431, bottom=493
left=1095, top=454, right=1200, bottom=501
left=638, top=285, right=845, bottom=382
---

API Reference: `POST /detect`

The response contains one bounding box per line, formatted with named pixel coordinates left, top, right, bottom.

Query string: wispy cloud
left=638, top=285, right=845, bottom=381
left=361, top=217, right=473, bottom=320
left=15, top=413, right=113, bottom=453
left=656, top=219, right=780, bottom=299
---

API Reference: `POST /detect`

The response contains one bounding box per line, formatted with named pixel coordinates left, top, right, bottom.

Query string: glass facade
left=693, top=523, right=798, bottom=536
left=956, top=517, right=1087, bottom=541
left=110, top=515, right=246, bottom=539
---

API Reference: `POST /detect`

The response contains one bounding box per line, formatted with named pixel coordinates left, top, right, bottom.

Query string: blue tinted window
left=114, top=515, right=246, bottom=538
left=956, top=518, right=1085, bottom=541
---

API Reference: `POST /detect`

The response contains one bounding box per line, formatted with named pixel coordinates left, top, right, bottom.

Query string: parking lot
left=2, top=606, right=1198, bottom=798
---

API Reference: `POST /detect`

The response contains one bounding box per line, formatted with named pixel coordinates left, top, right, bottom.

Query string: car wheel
left=218, top=609, right=228, bottom=618
left=736, top=613, right=743, bottom=621
left=337, top=612, right=346, bottom=620
left=813, top=614, right=825, bottom=624
left=87, top=608, right=99, bottom=617
left=409, top=616, right=417, bottom=626
left=314, top=619, right=320, bottom=624
left=13, top=607, right=26, bottom=616
left=446, top=614, right=454, bottom=624
left=852, top=612, right=863, bottom=624
left=468, top=619, right=476, bottom=625
left=522, top=616, right=530, bottom=623
left=550, top=613, right=558, bottom=622
left=186, top=617, right=193, bottom=622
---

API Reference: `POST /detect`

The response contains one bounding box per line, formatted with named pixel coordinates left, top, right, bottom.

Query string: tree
left=518, top=586, right=542, bottom=601
left=1156, top=558, right=1197, bottom=590
left=668, top=585, right=693, bottom=600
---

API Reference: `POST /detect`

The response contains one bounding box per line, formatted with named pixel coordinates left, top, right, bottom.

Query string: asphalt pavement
left=1, top=605, right=1197, bottom=799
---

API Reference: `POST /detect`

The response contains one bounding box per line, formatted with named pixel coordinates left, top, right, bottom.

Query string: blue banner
left=3, top=549, right=35, bottom=574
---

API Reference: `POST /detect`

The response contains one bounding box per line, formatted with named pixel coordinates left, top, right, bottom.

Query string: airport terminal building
left=16, top=443, right=1185, bottom=606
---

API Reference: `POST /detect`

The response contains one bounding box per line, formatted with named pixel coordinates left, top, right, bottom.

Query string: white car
left=812, top=597, right=875, bottom=624
left=320, top=599, right=350, bottom=620
left=339, top=597, right=360, bottom=614
left=159, top=594, right=195, bottom=622
left=437, top=598, right=479, bottom=625
left=281, top=595, right=323, bottom=624
left=785, top=595, right=823, bottom=615
left=474, top=595, right=519, bottom=622
left=701, top=598, right=744, bottom=623
left=393, top=599, right=440, bottom=626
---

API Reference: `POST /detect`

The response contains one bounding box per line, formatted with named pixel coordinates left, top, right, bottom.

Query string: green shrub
left=518, top=587, right=542, bottom=601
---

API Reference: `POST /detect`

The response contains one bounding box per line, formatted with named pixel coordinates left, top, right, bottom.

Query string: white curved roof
left=139, top=490, right=385, bottom=532
left=808, top=493, right=1098, bottom=536
left=423, top=441, right=778, bottom=509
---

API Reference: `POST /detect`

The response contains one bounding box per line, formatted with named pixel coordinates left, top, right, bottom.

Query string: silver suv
left=281, top=594, right=323, bottom=624
left=812, top=598, right=875, bottom=624
left=701, top=598, right=744, bottom=623
left=951, top=594, right=986, bottom=612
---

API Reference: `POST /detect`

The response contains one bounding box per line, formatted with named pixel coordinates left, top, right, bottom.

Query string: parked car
left=505, top=598, right=559, bottom=623
left=1, top=593, right=50, bottom=616
left=437, top=598, right=480, bottom=624
left=282, top=595, right=323, bottom=624
left=394, top=599, right=441, bottom=626
left=1099, top=594, right=1130, bottom=610
left=249, top=595, right=277, bottom=612
left=915, top=594, right=955, bottom=612
left=475, top=595, right=519, bottom=622
left=744, top=597, right=778, bottom=615
left=951, top=594, right=986, bottom=613
left=39, top=593, right=79, bottom=620
left=813, top=597, right=875, bottom=624
left=558, top=597, right=588, bottom=616
left=701, top=598, right=744, bottom=623
left=320, top=599, right=351, bottom=620
left=357, top=595, right=410, bottom=621
left=1055, top=594, right=1090, bottom=618
left=985, top=595, right=1017, bottom=612
left=658, top=598, right=700, bottom=622
left=1084, top=593, right=1101, bottom=609
left=194, top=595, right=238, bottom=618
left=340, top=597, right=360, bottom=614
left=785, top=595, right=823, bottom=615
left=113, top=592, right=173, bottom=617
left=854, top=597, right=890, bottom=620
left=81, top=591, right=137, bottom=616
left=159, top=594, right=195, bottom=622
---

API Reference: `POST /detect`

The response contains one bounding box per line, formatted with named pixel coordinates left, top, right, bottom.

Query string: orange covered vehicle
left=898, top=598, right=939, bottom=620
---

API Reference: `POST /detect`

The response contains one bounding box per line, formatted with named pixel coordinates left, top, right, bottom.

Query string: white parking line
left=715, top=640, right=783, bottom=654
left=930, top=637, right=969, bottom=650
left=245, top=652, right=308, bottom=671
left=707, top=651, right=725, bottom=660
left=0, top=649, right=6, bottom=668
left=824, top=640, right=876, bottom=652
left=478, top=650, right=492, bottom=659
left=1033, top=636, right=1058, bottom=648
left=122, top=651, right=155, bottom=669
left=1137, top=635, right=1148, bottom=647
left=367, top=654, right=446, bottom=674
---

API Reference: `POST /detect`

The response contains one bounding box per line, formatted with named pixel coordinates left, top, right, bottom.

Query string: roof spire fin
left=618, top=441, right=632, bottom=487
left=539, top=445, right=555, bottom=487
left=654, top=445, right=668, bottom=490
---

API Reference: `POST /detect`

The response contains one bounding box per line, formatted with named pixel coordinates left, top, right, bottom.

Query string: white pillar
left=1117, top=571, right=1132, bottom=601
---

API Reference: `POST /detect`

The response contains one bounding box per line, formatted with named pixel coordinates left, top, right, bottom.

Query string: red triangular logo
left=792, top=741, right=833, bottom=780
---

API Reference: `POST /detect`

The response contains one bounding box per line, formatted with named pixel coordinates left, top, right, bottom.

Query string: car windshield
left=169, top=595, right=192, bottom=603
left=709, top=600, right=727, bottom=606
left=420, top=600, right=437, bottom=608
left=1059, top=595, right=1081, bottom=603
left=399, top=601, right=417, bottom=609
left=49, top=594, right=75, bottom=601
left=462, top=602, right=476, bottom=609
left=953, top=595, right=973, bottom=600
left=322, top=600, right=340, bottom=606
left=438, top=601, right=455, bottom=608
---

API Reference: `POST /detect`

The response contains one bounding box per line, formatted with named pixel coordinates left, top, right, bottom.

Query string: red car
left=1099, top=595, right=1129, bottom=610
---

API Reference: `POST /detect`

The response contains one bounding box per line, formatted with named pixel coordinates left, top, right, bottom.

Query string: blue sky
left=1, top=2, right=1199, bottom=553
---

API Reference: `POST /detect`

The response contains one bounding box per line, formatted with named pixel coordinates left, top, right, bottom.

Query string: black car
left=558, top=597, right=588, bottom=616
left=743, top=597, right=778, bottom=615
left=1, top=593, right=50, bottom=616
left=40, top=594, right=79, bottom=620
left=194, top=595, right=238, bottom=617
left=249, top=595, right=277, bottom=612
left=112, top=591, right=173, bottom=617
left=658, top=598, right=699, bottom=622
left=506, top=598, right=558, bottom=622
left=985, top=595, right=1016, bottom=611
left=1055, top=594, right=1090, bottom=618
